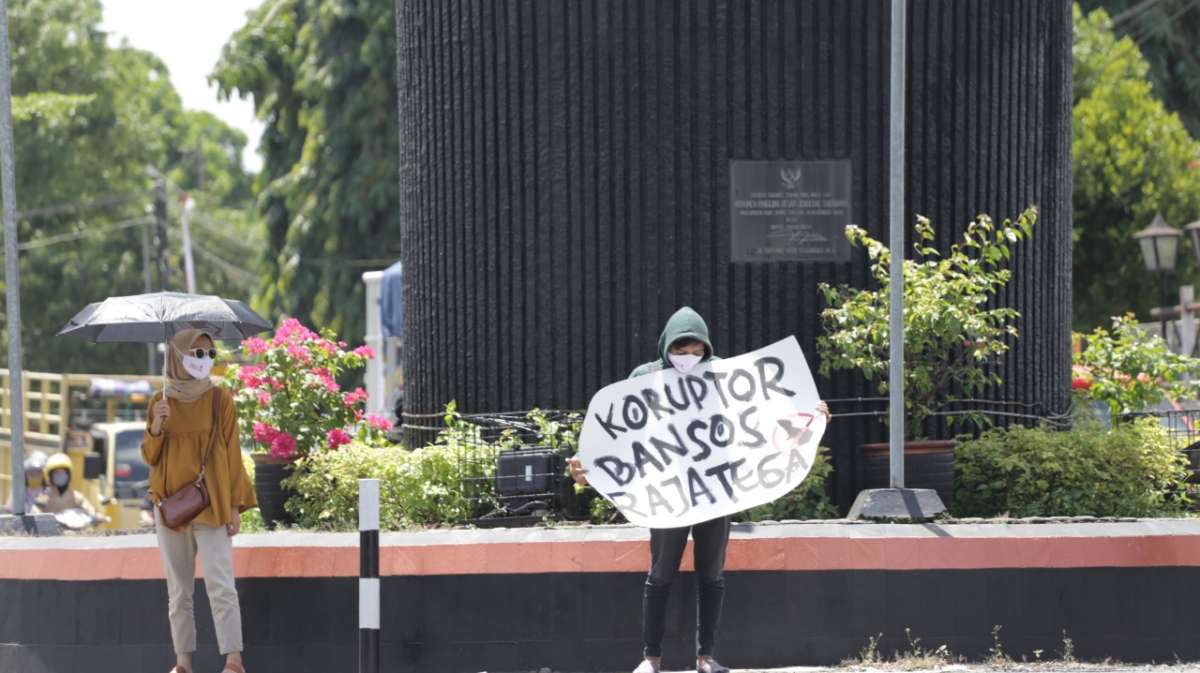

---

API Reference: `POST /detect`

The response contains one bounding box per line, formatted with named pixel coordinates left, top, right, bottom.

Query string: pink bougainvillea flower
left=253, top=422, right=278, bottom=445
left=312, top=367, right=340, bottom=393
left=353, top=345, right=376, bottom=359
left=317, top=339, right=338, bottom=355
left=265, top=377, right=284, bottom=392
left=343, top=387, right=369, bottom=407
left=366, top=414, right=393, bottom=432
left=285, top=343, right=312, bottom=363
left=237, top=364, right=265, bottom=389
left=257, top=390, right=272, bottom=406
left=327, top=428, right=353, bottom=450
left=242, top=337, right=269, bottom=356
left=275, top=317, right=319, bottom=345
left=269, top=431, right=298, bottom=459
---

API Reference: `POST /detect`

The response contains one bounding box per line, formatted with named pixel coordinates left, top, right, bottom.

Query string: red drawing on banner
left=772, top=411, right=815, bottom=452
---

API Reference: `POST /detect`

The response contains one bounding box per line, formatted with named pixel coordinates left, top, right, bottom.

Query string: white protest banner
left=578, top=336, right=825, bottom=528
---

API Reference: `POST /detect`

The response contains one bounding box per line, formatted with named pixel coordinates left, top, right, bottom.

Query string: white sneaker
left=696, top=657, right=730, bottom=673
left=633, top=659, right=660, bottom=673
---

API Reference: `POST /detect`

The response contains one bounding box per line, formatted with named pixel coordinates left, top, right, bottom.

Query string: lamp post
left=1133, top=213, right=1182, bottom=341
left=1184, top=218, right=1200, bottom=267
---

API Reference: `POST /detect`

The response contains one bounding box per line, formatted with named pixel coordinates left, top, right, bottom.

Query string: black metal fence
left=1122, top=408, right=1200, bottom=500
left=399, top=399, right=1076, bottom=519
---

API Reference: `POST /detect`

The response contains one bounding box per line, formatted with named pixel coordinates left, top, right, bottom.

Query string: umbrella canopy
left=57, top=291, right=271, bottom=343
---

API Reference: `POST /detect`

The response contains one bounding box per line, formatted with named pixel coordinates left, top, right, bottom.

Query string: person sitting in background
left=2, top=450, right=48, bottom=514
left=36, top=452, right=105, bottom=523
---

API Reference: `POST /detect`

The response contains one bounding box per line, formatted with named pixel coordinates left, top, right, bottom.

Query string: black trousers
left=642, top=516, right=730, bottom=658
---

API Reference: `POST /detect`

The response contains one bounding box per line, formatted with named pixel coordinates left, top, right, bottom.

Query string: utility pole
left=141, top=212, right=156, bottom=374
left=0, top=0, right=25, bottom=518
left=153, top=175, right=168, bottom=291
left=195, top=139, right=206, bottom=192
left=180, top=193, right=196, bottom=294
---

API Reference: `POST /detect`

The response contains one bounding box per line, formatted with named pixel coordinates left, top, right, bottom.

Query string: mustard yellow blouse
left=141, top=387, right=257, bottom=527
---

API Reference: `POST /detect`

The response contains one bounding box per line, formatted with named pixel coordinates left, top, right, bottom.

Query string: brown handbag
left=157, top=391, right=221, bottom=529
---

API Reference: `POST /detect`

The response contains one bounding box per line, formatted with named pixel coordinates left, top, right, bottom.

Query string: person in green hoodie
left=570, top=306, right=830, bottom=673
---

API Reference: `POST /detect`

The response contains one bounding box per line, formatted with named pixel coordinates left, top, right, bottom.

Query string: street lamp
left=1184, top=218, right=1200, bottom=266
left=1134, top=213, right=1182, bottom=340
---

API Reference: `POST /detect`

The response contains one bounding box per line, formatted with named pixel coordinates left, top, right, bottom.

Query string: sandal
left=697, top=658, right=730, bottom=673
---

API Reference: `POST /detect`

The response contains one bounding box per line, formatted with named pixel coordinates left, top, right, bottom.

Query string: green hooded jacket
left=629, top=306, right=719, bottom=378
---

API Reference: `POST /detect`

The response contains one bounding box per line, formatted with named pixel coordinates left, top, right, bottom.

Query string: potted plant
left=816, top=206, right=1038, bottom=499
left=223, top=318, right=394, bottom=528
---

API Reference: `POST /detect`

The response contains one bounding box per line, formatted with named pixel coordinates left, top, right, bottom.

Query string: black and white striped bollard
left=359, top=478, right=380, bottom=673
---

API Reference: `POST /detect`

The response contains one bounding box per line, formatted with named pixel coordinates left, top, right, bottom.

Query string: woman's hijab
left=164, top=328, right=215, bottom=403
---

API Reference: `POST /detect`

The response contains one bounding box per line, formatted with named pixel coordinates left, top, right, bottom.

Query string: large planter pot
left=252, top=453, right=297, bottom=530
left=858, top=440, right=956, bottom=506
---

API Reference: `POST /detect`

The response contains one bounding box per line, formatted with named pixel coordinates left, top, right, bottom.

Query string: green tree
left=1072, top=4, right=1200, bottom=329
left=1080, top=0, right=1200, bottom=137
left=212, top=0, right=399, bottom=345
left=0, top=0, right=259, bottom=375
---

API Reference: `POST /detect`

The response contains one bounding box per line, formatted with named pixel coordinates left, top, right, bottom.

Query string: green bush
left=1073, top=313, right=1200, bottom=419
left=239, top=452, right=267, bottom=533
left=736, top=447, right=838, bottom=522
left=954, top=418, right=1190, bottom=518
left=284, top=439, right=496, bottom=530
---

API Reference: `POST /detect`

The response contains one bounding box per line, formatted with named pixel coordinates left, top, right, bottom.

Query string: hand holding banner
left=578, top=336, right=826, bottom=528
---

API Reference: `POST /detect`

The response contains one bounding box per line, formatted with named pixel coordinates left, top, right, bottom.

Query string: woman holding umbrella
left=142, top=328, right=257, bottom=673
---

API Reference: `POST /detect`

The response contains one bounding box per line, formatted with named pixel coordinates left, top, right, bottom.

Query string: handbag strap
left=196, top=390, right=221, bottom=483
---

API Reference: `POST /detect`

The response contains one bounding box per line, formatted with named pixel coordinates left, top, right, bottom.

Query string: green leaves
left=1072, top=4, right=1200, bottom=329
left=212, top=0, right=399, bottom=342
left=816, top=207, right=1038, bottom=438
left=284, top=403, right=585, bottom=530
left=954, top=419, right=1190, bottom=518
left=1073, top=313, right=1200, bottom=417
left=735, top=447, right=838, bottom=522
left=0, top=0, right=258, bottom=375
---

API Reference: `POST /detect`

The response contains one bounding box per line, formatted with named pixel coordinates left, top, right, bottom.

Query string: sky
left=99, top=0, right=265, bottom=173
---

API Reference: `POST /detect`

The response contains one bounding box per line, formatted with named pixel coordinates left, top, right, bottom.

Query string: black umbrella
left=57, top=291, right=271, bottom=343
left=57, top=291, right=273, bottom=398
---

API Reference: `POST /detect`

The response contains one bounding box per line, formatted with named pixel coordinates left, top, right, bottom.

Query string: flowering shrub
left=1073, top=313, right=1200, bottom=418
left=817, top=206, right=1037, bottom=437
left=223, top=318, right=392, bottom=459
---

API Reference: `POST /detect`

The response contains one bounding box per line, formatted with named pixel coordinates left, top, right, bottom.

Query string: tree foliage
left=817, top=208, right=1037, bottom=438
left=0, top=0, right=259, bottom=375
left=1080, top=0, right=1200, bottom=137
left=212, top=0, right=399, bottom=347
left=1072, top=4, right=1200, bottom=330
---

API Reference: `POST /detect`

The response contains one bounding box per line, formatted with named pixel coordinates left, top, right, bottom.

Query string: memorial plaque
left=730, top=160, right=853, bottom=263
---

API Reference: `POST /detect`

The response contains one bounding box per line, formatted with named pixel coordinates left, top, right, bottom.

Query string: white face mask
left=51, top=471, right=69, bottom=488
left=668, top=352, right=703, bottom=373
left=182, top=353, right=215, bottom=379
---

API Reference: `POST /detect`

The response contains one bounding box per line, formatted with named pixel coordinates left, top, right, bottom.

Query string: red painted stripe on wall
left=3, top=534, right=1200, bottom=581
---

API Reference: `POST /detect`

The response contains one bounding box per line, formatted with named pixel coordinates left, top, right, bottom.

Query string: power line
left=1130, top=0, right=1200, bottom=45
left=16, top=190, right=149, bottom=221
left=1111, top=0, right=1171, bottom=29
left=16, top=215, right=152, bottom=251
left=193, top=209, right=398, bottom=268
left=1081, top=0, right=1200, bottom=92
left=190, top=241, right=260, bottom=288
left=189, top=214, right=259, bottom=257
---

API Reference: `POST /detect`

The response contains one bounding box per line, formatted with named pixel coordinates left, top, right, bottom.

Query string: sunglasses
left=189, top=349, right=218, bottom=360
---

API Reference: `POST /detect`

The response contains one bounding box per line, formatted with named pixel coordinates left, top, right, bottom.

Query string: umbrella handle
left=162, top=342, right=169, bottom=402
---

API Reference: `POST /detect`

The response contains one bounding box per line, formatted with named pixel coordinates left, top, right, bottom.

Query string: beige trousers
left=155, top=509, right=244, bottom=655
